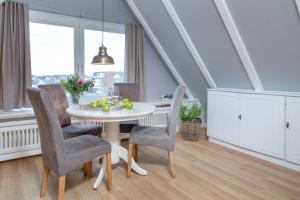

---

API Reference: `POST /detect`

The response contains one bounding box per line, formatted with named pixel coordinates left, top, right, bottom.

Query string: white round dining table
left=66, top=102, right=155, bottom=189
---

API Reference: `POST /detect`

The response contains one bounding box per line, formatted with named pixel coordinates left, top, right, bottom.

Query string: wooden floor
left=1, top=135, right=300, bottom=200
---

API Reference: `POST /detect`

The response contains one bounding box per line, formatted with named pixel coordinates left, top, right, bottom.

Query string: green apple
left=125, top=102, right=133, bottom=109
left=96, top=100, right=102, bottom=107
left=122, top=101, right=129, bottom=108
left=102, top=104, right=110, bottom=112
left=90, top=101, right=98, bottom=108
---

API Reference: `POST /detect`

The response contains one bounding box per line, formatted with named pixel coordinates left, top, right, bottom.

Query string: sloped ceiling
left=127, top=0, right=300, bottom=105
left=171, top=0, right=253, bottom=89
left=131, top=0, right=209, bottom=107
left=227, top=0, right=300, bottom=92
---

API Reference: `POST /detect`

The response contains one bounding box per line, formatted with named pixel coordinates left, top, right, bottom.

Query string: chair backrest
left=114, top=83, right=140, bottom=102
left=38, top=84, right=71, bottom=127
left=167, top=85, right=186, bottom=141
left=26, top=88, right=64, bottom=172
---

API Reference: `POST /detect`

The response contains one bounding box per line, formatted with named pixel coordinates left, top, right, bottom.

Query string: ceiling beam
left=126, top=0, right=194, bottom=99
left=162, top=0, right=217, bottom=88
left=214, top=0, right=264, bottom=91
left=295, top=0, right=300, bottom=16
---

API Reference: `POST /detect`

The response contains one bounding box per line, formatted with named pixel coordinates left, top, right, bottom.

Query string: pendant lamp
left=92, top=0, right=114, bottom=65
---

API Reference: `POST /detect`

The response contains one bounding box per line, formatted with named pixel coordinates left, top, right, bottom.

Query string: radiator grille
left=0, top=124, right=40, bottom=155
left=139, top=112, right=168, bottom=127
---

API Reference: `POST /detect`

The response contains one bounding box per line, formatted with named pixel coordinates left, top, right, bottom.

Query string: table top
left=66, top=102, right=156, bottom=122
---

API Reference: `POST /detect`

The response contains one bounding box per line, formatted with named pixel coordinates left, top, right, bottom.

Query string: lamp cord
left=101, top=0, right=104, bottom=46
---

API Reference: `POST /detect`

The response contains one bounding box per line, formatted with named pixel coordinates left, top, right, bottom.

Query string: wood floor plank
left=1, top=135, right=300, bottom=200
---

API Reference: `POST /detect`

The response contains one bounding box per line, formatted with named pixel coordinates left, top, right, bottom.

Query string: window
left=30, top=23, right=74, bottom=87
left=29, top=11, right=125, bottom=95
left=84, top=30, right=125, bottom=95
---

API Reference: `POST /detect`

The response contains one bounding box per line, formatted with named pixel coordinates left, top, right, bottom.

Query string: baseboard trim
left=209, top=137, right=300, bottom=172
left=0, top=149, right=41, bottom=162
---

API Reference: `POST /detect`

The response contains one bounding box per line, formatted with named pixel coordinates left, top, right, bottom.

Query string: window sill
left=0, top=108, right=34, bottom=120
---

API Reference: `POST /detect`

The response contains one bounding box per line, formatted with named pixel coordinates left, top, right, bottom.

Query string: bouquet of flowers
left=60, top=74, right=94, bottom=104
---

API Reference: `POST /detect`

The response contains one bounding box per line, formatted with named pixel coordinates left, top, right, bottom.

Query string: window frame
left=29, top=10, right=125, bottom=83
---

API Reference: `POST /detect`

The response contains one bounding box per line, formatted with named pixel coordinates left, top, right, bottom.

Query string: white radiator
left=0, top=110, right=169, bottom=161
left=138, top=110, right=168, bottom=127
left=0, top=120, right=41, bottom=161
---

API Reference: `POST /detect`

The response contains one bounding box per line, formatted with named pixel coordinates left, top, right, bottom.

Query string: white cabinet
left=238, top=94, right=285, bottom=158
left=207, top=91, right=238, bottom=145
left=208, top=89, right=300, bottom=170
left=286, top=97, right=300, bottom=164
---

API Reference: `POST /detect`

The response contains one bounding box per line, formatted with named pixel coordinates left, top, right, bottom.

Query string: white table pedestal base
left=93, top=122, right=147, bottom=189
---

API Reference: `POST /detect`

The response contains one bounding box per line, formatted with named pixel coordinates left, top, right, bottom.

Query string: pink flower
left=91, top=82, right=94, bottom=88
left=77, top=79, right=83, bottom=86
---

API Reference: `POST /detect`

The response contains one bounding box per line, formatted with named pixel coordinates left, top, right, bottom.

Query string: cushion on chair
left=62, top=124, right=102, bottom=139
left=129, top=126, right=174, bottom=150
left=119, top=120, right=139, bottom=133
left=59, top=135, right=111, bottom=176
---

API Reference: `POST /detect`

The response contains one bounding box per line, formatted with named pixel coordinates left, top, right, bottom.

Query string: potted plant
left=179, top=103, right=206, bottom=141
left=60, top=74, right=94, bottom=104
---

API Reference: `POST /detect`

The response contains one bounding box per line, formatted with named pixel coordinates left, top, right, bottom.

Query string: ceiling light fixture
left=91, top=0, right=114, bottom=65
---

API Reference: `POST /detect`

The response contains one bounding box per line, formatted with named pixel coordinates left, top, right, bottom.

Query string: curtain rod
left=29, top=6, right=120, bottom=24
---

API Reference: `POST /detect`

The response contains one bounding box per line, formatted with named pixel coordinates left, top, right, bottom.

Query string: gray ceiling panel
left=172, top=0, right=253, bottom=89
left=227, top=0, right=300, bottom=92
left=132, top=0, right=210, bottom=106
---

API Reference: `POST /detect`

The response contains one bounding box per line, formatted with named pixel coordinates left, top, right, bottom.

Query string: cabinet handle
left=238, top=114, right=242, bottom=120
left=286, top=121, right=290, bottom=129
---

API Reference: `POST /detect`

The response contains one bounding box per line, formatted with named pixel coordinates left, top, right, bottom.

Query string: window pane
left=30, top=23, right=74, bottom=87
left=85, top=30, right=125, bottom=96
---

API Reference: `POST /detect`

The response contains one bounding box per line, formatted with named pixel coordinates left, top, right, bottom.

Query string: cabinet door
left=238, top=94, right=285, bottom=158
left=208, top=91, right=238, bottom=145
left=286, top=97, right=300, bottom=164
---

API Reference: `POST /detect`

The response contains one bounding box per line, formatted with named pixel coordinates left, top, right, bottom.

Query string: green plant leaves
left=179, top=103, right=203, bottom=122
left=60, top=74, right=94, bottom=95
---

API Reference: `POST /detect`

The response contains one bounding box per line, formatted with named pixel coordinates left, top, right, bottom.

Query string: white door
left=286, top=97, right=300, bottom=164
left=207, top=91, right=238, bottom=145
left=238, top=94, right=285, bottom=158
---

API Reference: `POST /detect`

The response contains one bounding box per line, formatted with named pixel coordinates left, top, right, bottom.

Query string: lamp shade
left=92, top=45, right=114, bottom=65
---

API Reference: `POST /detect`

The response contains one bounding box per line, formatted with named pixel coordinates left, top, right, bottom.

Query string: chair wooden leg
left=83, top=161, right=93, bottom=178
left=168, top=151, right=176, bottom=178
left=106, top=153, right=112, bottom=190
left=133, top=144, right=138, bottom=161
left=127, top=144, right=133, bottom=177
left=40, top=165, right=49, bottom=197
left=58, top=176, right=65, bottom=200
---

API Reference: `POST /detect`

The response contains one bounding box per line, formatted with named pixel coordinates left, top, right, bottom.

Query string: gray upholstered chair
left=26, top=88, right=112, bottom=200
left=114, top=82, right=140, bottom=102
left=127, top=85, right=186, bottom=178
left=114, top=83, right=140, bottom=157
left=38, top=84, right=102, bottom=140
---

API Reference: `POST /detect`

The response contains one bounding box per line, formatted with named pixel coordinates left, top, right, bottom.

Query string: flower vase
left=71, top=93, right=80, bottom=104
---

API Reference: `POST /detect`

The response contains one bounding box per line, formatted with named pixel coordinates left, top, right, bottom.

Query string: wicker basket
left=180, top=119, right=207, bottom=141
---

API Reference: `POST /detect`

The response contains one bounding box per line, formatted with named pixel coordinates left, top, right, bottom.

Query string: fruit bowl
left=80, top=97, right=134, bottom=112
